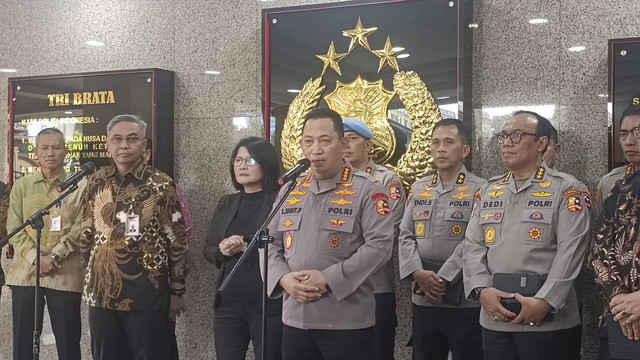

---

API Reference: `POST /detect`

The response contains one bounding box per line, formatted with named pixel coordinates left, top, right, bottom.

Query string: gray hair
left=36, top=127, right=64, bottom=146
left=106, top=114, right=147, bottom=136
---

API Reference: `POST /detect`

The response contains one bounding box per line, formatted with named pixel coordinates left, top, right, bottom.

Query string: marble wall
left=0, top=0, right=639, bottom=359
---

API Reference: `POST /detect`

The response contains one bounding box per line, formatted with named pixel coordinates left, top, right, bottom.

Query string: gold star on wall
left=316, top=41, right=348, bottom=76
left=372, top=36, right=404, bottom=73
left=342, top=17, right=377, bottom=51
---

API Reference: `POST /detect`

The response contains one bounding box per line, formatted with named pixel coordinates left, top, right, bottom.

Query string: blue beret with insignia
left=343, top=118, right=374, bottom=140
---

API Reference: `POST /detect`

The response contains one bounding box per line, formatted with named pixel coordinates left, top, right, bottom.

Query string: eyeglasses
left=620, top=127, right=640, bottom=140
left=108, top=135, right=143, bottom=145
left=233, top=157, right=257, bottom=166
left=497, top=130, right=538, bottom=144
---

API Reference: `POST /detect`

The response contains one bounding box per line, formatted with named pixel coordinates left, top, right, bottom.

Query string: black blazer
left=204, top=190, right=281, bottom=311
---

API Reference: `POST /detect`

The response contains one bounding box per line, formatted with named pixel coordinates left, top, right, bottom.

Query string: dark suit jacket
left=204, top=190, right=281, bottom=312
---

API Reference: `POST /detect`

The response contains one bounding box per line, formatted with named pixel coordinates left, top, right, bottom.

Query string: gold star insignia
left=342, top=17, right=377, bottom=51
left=372, top=36, right=404, bottom=73
left=316, top=41, right=348, bottom=76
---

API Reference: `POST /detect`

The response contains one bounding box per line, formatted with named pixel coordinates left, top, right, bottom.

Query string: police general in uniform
left=399, top=119, right=484, bottom=360
left=463, top=111, right=590, bottom=360
left=265, top=108, right=394, bottom=360
left=342, top=117, right=405, bottom=360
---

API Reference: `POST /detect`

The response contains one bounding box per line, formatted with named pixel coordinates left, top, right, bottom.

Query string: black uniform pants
left=412, top=305, right=483, bottom=360
left=89, top=306, right=173, bottom=360
left=374, top=292, right=397, bottom=360
left=213, top=300, right=283, bottom=360
left=482, top=325, right=581, bottom=360
left=11, top=286, right=82, bottom=360
left=282, top=325, right=374, bottom=360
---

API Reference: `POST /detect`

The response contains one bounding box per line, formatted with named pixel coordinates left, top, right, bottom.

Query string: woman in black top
left=204, top=137, right=283, bottom=360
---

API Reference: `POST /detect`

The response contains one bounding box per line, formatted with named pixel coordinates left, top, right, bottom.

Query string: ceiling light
left=568, top=46, right=586, bottom=52
left=0, top=69, right=17, bottom=73
left=437, top=96, right=451, bottom=100
left=85, top=40, right=104, bottom=46
left=204, top=70, right=220, bottom=75
left=64, top=111, right=73, bottom=114
left=287, top=89, right=301, bottom=93
left=397, top=53, right=410, bottom=59
left=529, top=18, right=548, bottom=24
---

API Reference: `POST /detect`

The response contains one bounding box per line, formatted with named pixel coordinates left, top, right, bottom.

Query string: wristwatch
left=469, top=287, right=486, bottom=301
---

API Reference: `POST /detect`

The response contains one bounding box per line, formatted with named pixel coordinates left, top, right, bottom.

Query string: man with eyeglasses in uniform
left=80, top=114, right=189, bottom=360
left=463, top=110, right=590, bottom=360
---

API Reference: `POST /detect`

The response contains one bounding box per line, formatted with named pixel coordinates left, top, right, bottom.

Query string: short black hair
left=432, top=118, right=471, bottom=145
left=230, top=137, right=281, bottom=192
left=512, top=110, right=553, bottom=152
left=620, top=104, right=640, bottom=126
left=302, top=108, right=344, bottom=138
left=549, top=125, right=559, bottom=144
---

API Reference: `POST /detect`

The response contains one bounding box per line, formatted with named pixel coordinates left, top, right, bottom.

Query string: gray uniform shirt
left=399, top=165, right=484, bottom=308
left=365, top=159, right=405, bottom=294
left=593, top=165, right=631, bottom=220
left=463, top=162, right=590, bottom=332
left=265, top=162, right=394, bottom=330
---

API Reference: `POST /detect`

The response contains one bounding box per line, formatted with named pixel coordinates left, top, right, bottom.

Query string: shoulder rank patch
left=452, top=192, right=470, bottom=199
left=456, top=172, right=466, bottom=184
left=372, top=192, right=391, bottom=216
left=366, top=166, right=373, bottom=174
left=335, top=188, right=355, bottom=196
left=531, top=191, right=553, bottom=197
left=303, top=171, right=313, bottom=181
left=286, top=197, right=303, bottom=205
left=331, top=198, right=353, bottom=206
left=534, top=167, right=546, bottom=180
left=431, top=174, right=438, bottom=185
left=626, top=164, right=634, bottom=175
left=341, top=167, right=352, bottom=182
left=503, top=172, right=512, bottom=183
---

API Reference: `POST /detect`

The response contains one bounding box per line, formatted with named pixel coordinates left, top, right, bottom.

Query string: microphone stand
left=218, top=179, right=297, bottom=359
left=0, top=183, right=80, bottom=360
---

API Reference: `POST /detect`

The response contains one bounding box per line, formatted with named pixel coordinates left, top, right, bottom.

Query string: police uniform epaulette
left=352, top=168, right=378, bottom=183
left=602, top=165, right=630, bottom=181
left=545, top=167, right=580, bottom=184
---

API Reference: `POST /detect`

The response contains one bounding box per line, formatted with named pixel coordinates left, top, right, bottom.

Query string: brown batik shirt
left=80, top=161, right=188, bottom=311
left=591, top=171, right=640, bottom=324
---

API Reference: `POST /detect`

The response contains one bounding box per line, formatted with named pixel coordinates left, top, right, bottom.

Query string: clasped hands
left=413, top=270, right=447, bottom=304
left=610, top=292, right=640, bottom=340
left=29, top=255, right=58, bottom=276
left=279, top=270, right=328, bottom=303
left=479, top=287, right=552, bottom=325
left=219, top=235, right=247, bottom=257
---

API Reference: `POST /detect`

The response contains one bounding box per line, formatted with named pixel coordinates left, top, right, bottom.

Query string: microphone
left=56, top=162, right=96, bottom=192
left=278, top=158, right=311, bottom=186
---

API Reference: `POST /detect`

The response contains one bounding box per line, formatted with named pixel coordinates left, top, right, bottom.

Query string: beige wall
left=1, top=0, right=639, bottom=359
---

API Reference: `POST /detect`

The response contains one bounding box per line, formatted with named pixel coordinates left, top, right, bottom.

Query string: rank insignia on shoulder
left=285, top=233, right=293, bottom=250
left=431, top=174, right=438, bottom=185
left=532, top=191, right=553, bottom=197
left=582, top=190, right=592, bottom=209
left=283, top=219, right=294, bottom=227
left=286, top=197, right=303, bottom=205
left=291, top=190, right=307, bottom=196
left=366, top=167, right=373, bottom=174
left=372, top=193, right=391, bottom=216
left=418, top=191, right=433, bottom=198
left=534, top=167, right=545, bottom=180
left=452, top=192, right=470, bottom=199
left=503, top=172, right=512, bottom=182
left=529, top=211, right=544, bottom=221
left=485, top=226, right=496, bottom=243
left=329, top=237, right=340, bottom=248
left=456, top=173, right=466, bottom=184
left=335, top=188, right=355, bottom=196
left=529, top=227, right=541, bottom=239
left=626, top=164, right=634, bottom=175
left=331, top=219, right=346, bottom=228
left=331, top=198, right=353, bottom=206
left=452, top=224, right=463, bottom=235
left=538, top=181, right=552, bottom=188
left=303, top=172, right=313, bottom=181
left=458, top=184, right=469, bottom=191
left=340, top=167, right=352, bottom=182
left=451, top=211, right=464, bottom=220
